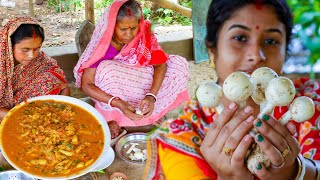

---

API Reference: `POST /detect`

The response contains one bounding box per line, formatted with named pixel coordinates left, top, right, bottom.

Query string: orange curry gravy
left=1, top=100, right=104, bottom=177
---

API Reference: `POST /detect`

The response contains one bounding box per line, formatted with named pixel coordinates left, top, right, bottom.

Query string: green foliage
left=146, top=1, right=192, bottom=26
left=48, top=0, right=83, bottom=12
left=288, top=0, right=320, bottom=79
left=47, top=0, right=192, bottom=26
left=94, top=0, right=113, bottom=9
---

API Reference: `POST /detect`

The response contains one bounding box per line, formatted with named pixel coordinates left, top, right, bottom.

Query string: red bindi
left=126, top=9, right=133, bottom=16
left=256, top=25, right=260, bottom=30
left=32, top=30, right=37, bottom=40
left=255, top=0, right=263, bottom=10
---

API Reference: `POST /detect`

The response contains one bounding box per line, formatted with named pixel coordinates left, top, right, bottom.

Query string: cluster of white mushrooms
left=124, top=142, right=147, bottom=162
left=196, top=67, right=315, bottom=173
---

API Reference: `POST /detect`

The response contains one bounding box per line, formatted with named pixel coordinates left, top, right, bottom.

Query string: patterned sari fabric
left=0, top=17, right=67, bottom=109
left=144, top=78, right=320, bottom=180
left=73, top=0, right=189, bottom=126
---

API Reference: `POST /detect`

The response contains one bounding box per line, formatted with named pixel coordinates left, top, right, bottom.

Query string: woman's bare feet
left=108, top=120, right=120, bottom=139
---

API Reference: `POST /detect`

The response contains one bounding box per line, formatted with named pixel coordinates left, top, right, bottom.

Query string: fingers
left=224, top=115, right=254, bottom=154
left=253, top=114, right=301, bottom=170
left=214, top=106, right=254, bottom=149
left=231, top=134, right=252, bottom=167
left=286, top=122, right=296, bottom=135
left=202, top=102, right=239, bottom=148
left=255, top=114, right=300, bottom=157
left=253, top=162, right=269, bottom=178
left=254, top=133, right=284, bottom=167
left=139, top=100, right=147, bottom=110
left=108, top=121, right=120, bottom=139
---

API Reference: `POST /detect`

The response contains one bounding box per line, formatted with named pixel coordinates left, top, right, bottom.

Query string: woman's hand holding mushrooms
left=252, top=113, right=301, bottom=180
left=112, top=99, right=143, bottom=121
left=139, top=96, right=155, bottom=117
left=199, top=69, right=315, bottom=179
left=200, top=102, right=255, bottom=180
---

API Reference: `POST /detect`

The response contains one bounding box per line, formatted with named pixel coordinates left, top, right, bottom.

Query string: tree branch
left=148, top=0, right=192, bottom=18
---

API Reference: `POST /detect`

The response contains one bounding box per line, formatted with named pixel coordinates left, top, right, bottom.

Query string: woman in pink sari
left=0, top=17, right=70, bottom=121
left=74, top=0, right=189, bottom=138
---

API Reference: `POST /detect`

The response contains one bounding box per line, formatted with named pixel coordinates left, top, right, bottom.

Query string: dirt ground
left=0, top=0, right=83, bottom=47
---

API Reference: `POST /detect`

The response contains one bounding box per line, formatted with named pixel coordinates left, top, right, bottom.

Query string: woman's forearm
left=150, top=63, right=167, bottom=95
left=0, top=108, right=10, bottom=120
left=81, top=84, right=113, bottom=104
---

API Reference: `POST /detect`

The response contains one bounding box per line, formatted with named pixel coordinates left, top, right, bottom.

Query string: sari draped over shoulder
left=0, top=17, right=67, bottom=109
left=73, top=0, right=189, bottom=127
left=144, top=78, right=320, bottom=180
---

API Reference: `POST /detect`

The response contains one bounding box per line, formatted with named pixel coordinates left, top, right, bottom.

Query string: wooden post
left=29, top=0, right=35, bottom=17
left=85, top=0, right=95, bottom=24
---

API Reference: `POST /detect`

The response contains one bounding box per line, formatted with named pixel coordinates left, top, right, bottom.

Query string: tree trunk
left=85, top=0, right=95, bottom=24
left=29, top=0, right=35, bottom=17
left=149, top=0, right=192, bottom=18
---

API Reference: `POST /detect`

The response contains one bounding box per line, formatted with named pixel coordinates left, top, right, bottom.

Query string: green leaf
left=298, top=12, right=320, bottom=25
left=95, top=169, right=105, bottom=174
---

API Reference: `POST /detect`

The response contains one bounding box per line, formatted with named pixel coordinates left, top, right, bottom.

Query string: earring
left=208, top=50, right=215, bottom=68
left=210, top=55, right=215, bottom=68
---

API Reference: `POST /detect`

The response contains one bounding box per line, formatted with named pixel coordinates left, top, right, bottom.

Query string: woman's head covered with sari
left=0, top=17, right=67, bottom=109
left=73, top=0, right=168, bottom=87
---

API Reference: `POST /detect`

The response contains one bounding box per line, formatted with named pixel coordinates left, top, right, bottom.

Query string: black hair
left=117, top=0, right=142, bottom=21
left=10, top=24, right=45, bottom=46
left=206, top=0, right=293, bottom=51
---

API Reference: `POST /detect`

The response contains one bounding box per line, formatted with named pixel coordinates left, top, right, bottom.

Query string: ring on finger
left=282, top=146, right=291, bottom=158
left=222, top=147, right=234, bottom=156
left=271, top=161, right=285, bottom=169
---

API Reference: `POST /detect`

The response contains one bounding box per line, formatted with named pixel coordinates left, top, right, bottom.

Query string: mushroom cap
left=265, top=76, right=295, bottom=106
left=251, top=67, right=278, bottom=105
left=196, top=81, right=223, bottom=107
left=223, top=71, right=254, bottom=103
left=290, top=96, right=315, bottom=123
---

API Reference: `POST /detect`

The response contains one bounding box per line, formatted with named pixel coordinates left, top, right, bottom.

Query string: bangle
left=146, top=93, right=157, bottom=102
left=295, top=154, right=306, bottom=180
left=305, top=157, right=319, bottom=180
left=108, top=96, right=120, bottom=107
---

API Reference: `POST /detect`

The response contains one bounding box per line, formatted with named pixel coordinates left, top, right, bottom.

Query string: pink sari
left=0, top=17, right=67, bottom=109
left=73, top=0, right=189, bottom=126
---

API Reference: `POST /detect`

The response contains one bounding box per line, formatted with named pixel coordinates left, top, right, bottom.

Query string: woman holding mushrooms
left=73, top=0, right=189, bottom=139
left=144, top=0, right=320, bottom=179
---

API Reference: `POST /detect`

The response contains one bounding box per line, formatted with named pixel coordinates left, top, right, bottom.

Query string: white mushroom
left=133, top=151, right=144, bottom=160
left=247, top=76, right=296, bottom=174
left=223, top=71, right=254, bottom=108
left=126, top=143, right=138, bottom=154
left=196, top=81, right=223, bottom=108
left=278, top=96, right=315, bottom=125
left=258, top=76, right=295, bottom=119
left=251, top=67, right=278, bottom=110
left=135, top=108, right=143, bottom=115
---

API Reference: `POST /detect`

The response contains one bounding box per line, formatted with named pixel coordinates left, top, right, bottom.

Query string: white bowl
left=0, top=95, right=115, bottom=179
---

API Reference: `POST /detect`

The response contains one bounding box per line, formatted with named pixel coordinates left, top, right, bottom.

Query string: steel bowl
left=0, top=170, right=35, bottom=180
left=115, top=133, right=147, bottom=164
left=0, top=95, right=115, bottom=180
